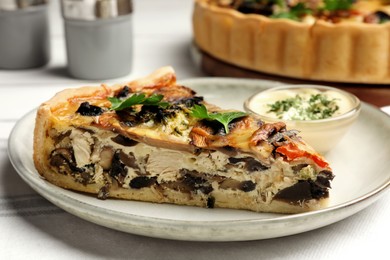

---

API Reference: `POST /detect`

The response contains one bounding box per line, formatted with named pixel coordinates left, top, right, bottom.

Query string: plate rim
left=7, top=77, right=390, bottom=241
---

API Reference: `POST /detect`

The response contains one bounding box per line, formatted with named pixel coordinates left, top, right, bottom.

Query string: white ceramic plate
left=382, top=105, right=390, bottom=116
left=8, top=78, right=390, bottom=241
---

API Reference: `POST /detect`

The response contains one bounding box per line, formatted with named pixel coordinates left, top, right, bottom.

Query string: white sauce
left=248, top=88, right=354, bottom=121
left=246, top=87, right=360, bottom=154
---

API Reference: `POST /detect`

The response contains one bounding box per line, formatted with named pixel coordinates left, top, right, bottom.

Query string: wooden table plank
left=199, top=51, right=390, bottom=107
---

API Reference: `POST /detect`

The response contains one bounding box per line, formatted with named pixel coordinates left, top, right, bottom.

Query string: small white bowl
left=244, top=85, right=361, bottom=154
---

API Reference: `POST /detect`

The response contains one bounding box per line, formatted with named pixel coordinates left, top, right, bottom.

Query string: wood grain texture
left=199, top=50, right=390, bottom=107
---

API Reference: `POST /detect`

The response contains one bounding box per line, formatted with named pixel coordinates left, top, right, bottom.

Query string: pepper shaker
left=61, top=0, right=133, bottom=80
left=0, top=0, right=50, bottom=69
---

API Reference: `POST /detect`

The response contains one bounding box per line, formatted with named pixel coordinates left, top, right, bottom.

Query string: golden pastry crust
left=193, top=0, right=390, bottom=83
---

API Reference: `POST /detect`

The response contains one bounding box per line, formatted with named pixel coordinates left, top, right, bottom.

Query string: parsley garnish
left=323, top=0, right=354, bottom=11
left=231, top=0, right=356, bottom=21
left=267, top=93, right=339, bottom=120
left=108, top=93, right=169, bottom=111
left=190, top=104, right=247, bottom=134
left=271, top=3, right=312, bottom=21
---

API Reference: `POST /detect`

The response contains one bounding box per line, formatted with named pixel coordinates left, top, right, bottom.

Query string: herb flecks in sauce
left=267, top=93, right=339, bottom=120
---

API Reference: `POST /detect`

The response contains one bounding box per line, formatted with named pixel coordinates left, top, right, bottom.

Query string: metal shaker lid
left=62, top=0, right=133, bottom=20
left=0, top=0, right=48, bottom=11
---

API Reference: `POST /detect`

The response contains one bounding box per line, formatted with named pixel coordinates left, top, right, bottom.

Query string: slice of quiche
left=33, top=66, right=334, bottom=214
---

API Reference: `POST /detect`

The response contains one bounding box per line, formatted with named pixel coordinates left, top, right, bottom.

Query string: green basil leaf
left=191, top=104, right=247, bottom=133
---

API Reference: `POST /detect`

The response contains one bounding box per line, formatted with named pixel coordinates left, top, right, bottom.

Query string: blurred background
left=0, top=0, right=202, bottom=86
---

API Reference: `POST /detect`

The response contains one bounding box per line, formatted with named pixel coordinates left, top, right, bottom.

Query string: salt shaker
left=61, top=0, right=133, bottom=80
left=0, top=0, right=50, bottom=69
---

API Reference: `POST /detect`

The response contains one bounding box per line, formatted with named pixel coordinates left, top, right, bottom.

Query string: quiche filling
left=211, top=0, right=390, bottom=24
left=43, top=84, right=333, bottom=209
left=48, top=127, right=332, bottom=206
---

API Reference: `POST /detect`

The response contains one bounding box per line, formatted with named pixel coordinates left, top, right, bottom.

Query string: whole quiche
left=193, top=0, right=390, bottom=83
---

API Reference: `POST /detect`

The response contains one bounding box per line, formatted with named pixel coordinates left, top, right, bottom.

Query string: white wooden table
left=1, top=1, right=389, bottom=259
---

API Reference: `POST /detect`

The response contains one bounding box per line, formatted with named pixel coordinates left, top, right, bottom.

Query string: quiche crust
left=193, top=0, right=390, bottom=84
